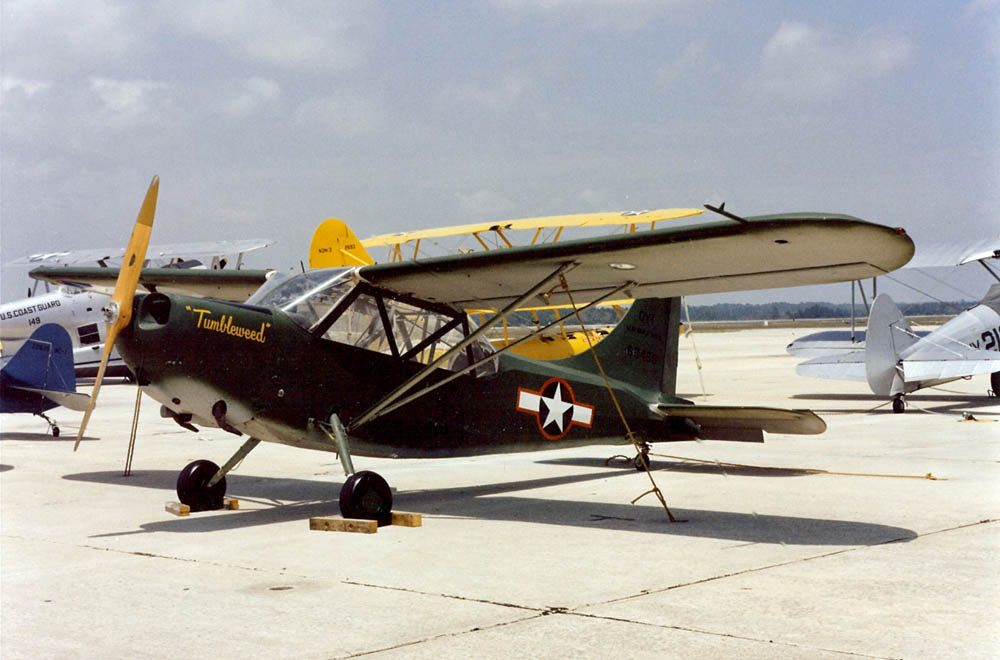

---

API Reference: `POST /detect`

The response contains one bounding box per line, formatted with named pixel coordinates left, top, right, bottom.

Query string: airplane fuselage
left=0, top=288, right=128, bottom=377
left=119, top=291, right=691, bottom=458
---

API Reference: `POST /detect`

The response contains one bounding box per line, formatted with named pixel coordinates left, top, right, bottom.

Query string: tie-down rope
left=558, top=276, right=682, bottom=522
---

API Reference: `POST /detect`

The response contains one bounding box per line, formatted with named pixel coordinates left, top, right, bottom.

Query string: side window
left=77, top=323, right=101, bottom=345
left=318, top=289, right=498, bottom=377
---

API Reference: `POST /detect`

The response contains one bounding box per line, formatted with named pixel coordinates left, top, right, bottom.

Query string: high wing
left=359, top=213, right=914, bottom=309
left=28, top=267, right=273, bottom=303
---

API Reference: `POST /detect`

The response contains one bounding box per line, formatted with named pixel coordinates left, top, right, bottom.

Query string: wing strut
left=350, top=279, right=637, bottom=428
left=347, top=261, right=577, bottom=431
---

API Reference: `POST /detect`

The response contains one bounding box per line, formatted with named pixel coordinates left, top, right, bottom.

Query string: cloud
left=751, top=20, right=913, bottom=100
left=2, top=0, right=147, bottom=78
left=2, top=77, right=51, bottom=97
left=293, top=93, right=379, bottom=138
left=657, top=38, right=723, bottom=88
left=493, top=0, right=703, bottom=32
left=90, top=78, right=170, bottom=126
left=167, top=1, right=378, bottom=70
left=222, top=78, right=281, bottom=118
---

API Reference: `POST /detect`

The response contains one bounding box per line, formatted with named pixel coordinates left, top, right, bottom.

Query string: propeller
left=75, top=175, right=159, bottom=450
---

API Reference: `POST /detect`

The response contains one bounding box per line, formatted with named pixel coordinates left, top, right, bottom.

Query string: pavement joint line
left=337, top=613, right=543, bottom=659
left=0, top=533, right=312, bottom=579
left=341, top=579, right=544, bottom=613
left=561, top=610, right=895, bottom=659
left=336, top=581, right=892, bottom=659
left=579, top=517, right=999, bottom=609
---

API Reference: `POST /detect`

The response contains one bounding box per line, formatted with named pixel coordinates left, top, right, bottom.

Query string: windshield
left=250, top=267, right=354, bottom=329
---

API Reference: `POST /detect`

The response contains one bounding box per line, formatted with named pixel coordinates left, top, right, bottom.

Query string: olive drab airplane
left=2, top=240, right=272, bottom=377
left=0, top=323, right=88, bottom=435
left=33, top=176, right=915, bottom=521
left=790, top=239, right=1000, bottom=412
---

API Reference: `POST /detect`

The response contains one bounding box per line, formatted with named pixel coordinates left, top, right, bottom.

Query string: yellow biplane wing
left=361, top=208, right=705, bottom=260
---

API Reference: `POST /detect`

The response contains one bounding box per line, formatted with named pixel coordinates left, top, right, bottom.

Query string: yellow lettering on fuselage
left=186, top=306, right=270, bottom=343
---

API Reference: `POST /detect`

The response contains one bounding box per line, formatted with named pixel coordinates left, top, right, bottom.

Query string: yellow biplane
left=309, top=209, right=704, bottom=358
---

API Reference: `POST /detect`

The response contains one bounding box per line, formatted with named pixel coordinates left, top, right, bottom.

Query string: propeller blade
left=74, top=176, right=159, bottom=450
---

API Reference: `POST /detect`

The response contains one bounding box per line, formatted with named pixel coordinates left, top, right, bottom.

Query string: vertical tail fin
left=558, top=298, right=680, bottom=396
left=309, top=218, right=374, bottom=268
left=865, top=294, right=918, bottom=396
left=2, top=324, right=77, bottom=392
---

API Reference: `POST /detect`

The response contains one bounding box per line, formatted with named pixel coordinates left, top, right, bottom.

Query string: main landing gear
left=174, top=413, right=394, bottom=522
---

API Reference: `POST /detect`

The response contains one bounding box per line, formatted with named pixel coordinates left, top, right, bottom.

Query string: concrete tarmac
left=2, top=328, right=998, bottom=659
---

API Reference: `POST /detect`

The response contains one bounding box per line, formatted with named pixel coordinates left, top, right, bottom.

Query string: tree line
left=499, top=300, right=973, bottom=326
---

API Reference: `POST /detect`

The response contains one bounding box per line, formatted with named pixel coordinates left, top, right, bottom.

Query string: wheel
left=176, top=459, right=227, bottom=512
left=339, top=471, right=392, bottom=522
left=633, top=453, right=651, bottom=471
left=991, top=371, right=999, bottom=397
left=892, top=397, right=905, bottom=414
left=52, top=426, right=60, bottom=437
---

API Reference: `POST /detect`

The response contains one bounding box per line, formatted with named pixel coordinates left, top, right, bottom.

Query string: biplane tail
left=558, top=298, right=681, bottom=397
left=309, top=218, right=375, bottom=268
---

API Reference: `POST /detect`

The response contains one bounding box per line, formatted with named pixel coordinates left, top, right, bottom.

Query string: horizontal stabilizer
left=6, top=385, right=89, bottom=411
left=796, top=350, right=868, bottom=382
left=654, top=404, right=826, bottom=442
left=901, top=350, right=1000, bottom=383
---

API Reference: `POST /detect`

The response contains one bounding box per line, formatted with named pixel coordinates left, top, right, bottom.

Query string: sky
left=2, top=0, right=998, bottom=305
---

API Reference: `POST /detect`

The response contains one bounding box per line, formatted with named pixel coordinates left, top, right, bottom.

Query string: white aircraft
left=1, top=240, right=272, bottom=377
left=791, top=241, right=1000, bottom=412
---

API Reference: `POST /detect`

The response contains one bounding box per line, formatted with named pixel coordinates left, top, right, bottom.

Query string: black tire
left=176, top=459, right=227, bottom=512
left=892, top=397, right=905, bottom=414
left=339, top=470, right=392, bottom=522
left=991, top=372, right=999, bottom=397
left=52, top=426, right=60, bottom=437
left=633, top=453, right=651, bottom=471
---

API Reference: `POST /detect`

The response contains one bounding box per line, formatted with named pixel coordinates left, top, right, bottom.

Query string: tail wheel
left=176, top=459, right=227, bottom=512
left=339, top=471, right=392, bottom=522
left=892, top=397, right=905, bottom=414
left=991, top=372, right=999, bottom=397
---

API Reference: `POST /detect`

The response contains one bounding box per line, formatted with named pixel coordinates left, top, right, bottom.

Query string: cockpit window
left=250, top=268, right=354, bottom=330
left=317, top=284, right=498, bottom=377
left=252, top=267, right=498, bottom=377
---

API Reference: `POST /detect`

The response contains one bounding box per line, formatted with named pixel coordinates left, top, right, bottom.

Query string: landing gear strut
left=175, top=436, right=261, bottom=512
left=892, top=396, right=905, bottom=414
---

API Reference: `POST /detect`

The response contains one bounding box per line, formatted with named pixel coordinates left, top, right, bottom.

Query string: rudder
left=865, top=294, right=917, bottom=396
